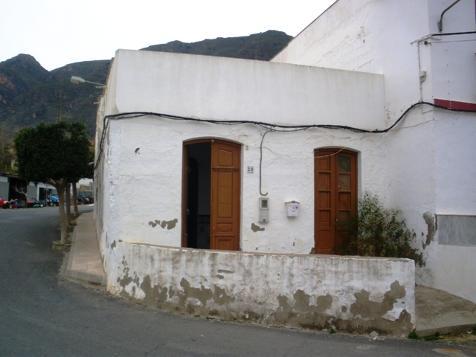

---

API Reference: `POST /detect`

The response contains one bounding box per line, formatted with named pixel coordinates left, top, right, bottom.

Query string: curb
left=59, top=211, right=106, bottom=287
left=416, top=324, right=476, bottom=337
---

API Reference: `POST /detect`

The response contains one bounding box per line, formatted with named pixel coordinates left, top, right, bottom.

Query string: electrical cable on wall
left=437, top=0, right=462, bottom=32
left=258, top=127, right=310, bottom=197
left=259, top=130, right=272, bottom=197
left=94, top=101, right=476, bottom=171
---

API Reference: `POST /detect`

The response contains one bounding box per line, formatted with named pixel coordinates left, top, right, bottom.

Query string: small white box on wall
left=285, top=201, right=300, bottom=217
left=259, top=197, right=269, bottom=223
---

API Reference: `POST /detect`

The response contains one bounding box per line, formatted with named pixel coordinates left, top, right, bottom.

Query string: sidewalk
left=61, top=211, right=105, bottom=286
left=416, top=285, right=476, bottom=337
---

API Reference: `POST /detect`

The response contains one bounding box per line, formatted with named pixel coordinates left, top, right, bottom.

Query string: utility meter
left=259, top=197, right=269, bottom=223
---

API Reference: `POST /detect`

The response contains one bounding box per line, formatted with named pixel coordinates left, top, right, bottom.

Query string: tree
left=65, top=123, right=93, bottom=218
left=15, top=122, right=92, bottom=244
left=0, top=126, right=17, bottom=174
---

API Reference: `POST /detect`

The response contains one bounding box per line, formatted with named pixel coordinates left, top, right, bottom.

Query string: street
left=0, top=207, right=474, bottom=356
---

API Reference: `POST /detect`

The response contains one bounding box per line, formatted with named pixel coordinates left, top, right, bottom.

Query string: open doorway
left=182, top=139, right=241, bottom=251
left=184, top=142, right=211, bottom=249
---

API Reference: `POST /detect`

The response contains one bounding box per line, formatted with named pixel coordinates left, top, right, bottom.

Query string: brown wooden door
left=315, top=149, right=357, bottom=254
left=210, top=140, right=241, bottom=250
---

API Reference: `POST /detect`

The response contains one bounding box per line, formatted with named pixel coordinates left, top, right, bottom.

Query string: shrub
left=346, top=192, right=424, bottom=266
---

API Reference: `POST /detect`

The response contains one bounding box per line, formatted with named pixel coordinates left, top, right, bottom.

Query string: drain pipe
left=438, top=0, right=461, bottom=32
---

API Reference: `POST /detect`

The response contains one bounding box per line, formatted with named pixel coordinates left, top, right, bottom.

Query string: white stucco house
left=272, top=0, right=476, bottom=303
left=94, top=0, right=476, bottom=334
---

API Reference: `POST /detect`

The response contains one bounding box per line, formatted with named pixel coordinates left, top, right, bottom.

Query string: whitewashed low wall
left=106, top=242, right=415, bottom=336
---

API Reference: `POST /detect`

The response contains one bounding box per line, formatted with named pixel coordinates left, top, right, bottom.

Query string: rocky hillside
left=0, top=30, right=291, bottom=137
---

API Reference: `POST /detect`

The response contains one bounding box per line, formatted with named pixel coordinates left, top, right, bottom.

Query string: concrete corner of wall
left=105, top=242, right=415, bottom=336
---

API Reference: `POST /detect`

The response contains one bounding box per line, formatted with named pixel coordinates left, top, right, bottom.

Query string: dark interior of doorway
left=186, top=143, right=211, bottom=249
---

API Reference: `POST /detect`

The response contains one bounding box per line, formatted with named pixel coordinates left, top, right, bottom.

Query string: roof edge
left=270, top=0, right=340, bottom=61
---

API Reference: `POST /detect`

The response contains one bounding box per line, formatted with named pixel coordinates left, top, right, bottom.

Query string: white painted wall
left=434, top=112, right=476, bottom=215
left=101, top=117, right=389, bottom=255
left=428, top=0, right=476, bottom=104
left=95, top=1, right=476, bottom=304
left=428, top=110, right=476, bottom=302
left=272, top=0, right=476, bottom=302
left=95, top=49, right=387, bottom=257
left=112, top=49, right=385, bottom=130
left=272, top=0, right=431, bottom=123
left=108, top=241, right=415, bottom=336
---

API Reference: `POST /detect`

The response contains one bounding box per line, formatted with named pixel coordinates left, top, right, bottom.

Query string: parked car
left=3, top=199, right=18, bottom=209
left=16, top=199, right=27, bottom=208
left=78, top=192, right=94, bottom=204
left=27, top=199, right=45, bottom=208
left=0, top=197, right=8, bottom=208
left=49, top=194, right=59, bottom=206
left=39, top=199, right=50, bottom=207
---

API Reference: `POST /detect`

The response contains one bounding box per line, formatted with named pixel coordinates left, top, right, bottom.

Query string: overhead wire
left=94, top=101, right=476, bottom=171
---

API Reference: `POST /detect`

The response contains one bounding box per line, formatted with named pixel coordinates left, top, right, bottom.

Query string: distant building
left=0, top=172, right=55, bottom=203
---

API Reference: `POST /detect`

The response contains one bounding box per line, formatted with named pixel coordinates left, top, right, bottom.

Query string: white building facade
left=96, top=50, right=389, bottom=254
left=273, top=0, right=476, bottom=302
left=93, top=0, right=475, bottom=334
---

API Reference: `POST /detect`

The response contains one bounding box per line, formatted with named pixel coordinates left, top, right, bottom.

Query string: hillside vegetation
left=0, top=30, right=291, bottom=138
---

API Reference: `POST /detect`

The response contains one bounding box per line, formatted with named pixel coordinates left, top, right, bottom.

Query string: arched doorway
left=314, top=148, right=358, bottom=254
left=182, top=139, right=241, bottom=251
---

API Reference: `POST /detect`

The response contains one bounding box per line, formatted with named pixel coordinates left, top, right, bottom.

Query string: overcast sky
left=0, top=0, right=335, bottom=70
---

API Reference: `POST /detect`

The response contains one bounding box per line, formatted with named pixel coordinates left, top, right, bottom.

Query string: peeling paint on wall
left=110, top=244, right=415, bottom=336
left=117, top=256, right=140, bottom=297
left=273, top=290, right=333, bottom=328
left=251, top=223, right=265, bottom=232
left=422, top=212, right=436, bottom=249
left=148, top=218, right=178, bottom=230
left=217, top=269, right=234, bottom=274
left=350, top=281, right=405, bottom=319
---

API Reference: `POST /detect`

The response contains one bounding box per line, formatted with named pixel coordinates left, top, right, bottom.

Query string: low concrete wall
left=106, top=242, right=415, bottom=336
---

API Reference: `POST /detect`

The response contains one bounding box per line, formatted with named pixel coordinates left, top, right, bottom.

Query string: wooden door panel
left=338, top=174, right=351, bottom=191
left=318, top=210, right=331, bottom=227
left=315, top=149, right=357, bottom=254
left=211, top=140, right=241, bottom=251
left=214, top=142, right=240, bottom=167
left=318, top=173, right=331, bottom=189
left=318, top=192, right=331, bottom=209
left=335, top=152, right=357, bottom=252
left=217, top=171, right=233, bottom=217
left=317, top=156, right=331, bottom=170
left=213, top=236, right=235, bottom=251
left=317, top=231, right=334, bottom=254
left=315, top=151, right=336, bottom=254
left=217, top=149, right=234, bottom=167
left=337, top=192, right=351, bottom=209
left=216, top=223, right=233, bottom=232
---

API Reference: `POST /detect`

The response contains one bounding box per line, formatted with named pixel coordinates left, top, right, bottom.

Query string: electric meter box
left=285, top=201, right=300, bottom=217
left=259, top=197, right=269, bottom=223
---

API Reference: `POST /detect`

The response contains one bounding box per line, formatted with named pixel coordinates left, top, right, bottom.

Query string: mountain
left=142, top=31, right=291, bottom=60
left=0, top=30, right=291, bottom=138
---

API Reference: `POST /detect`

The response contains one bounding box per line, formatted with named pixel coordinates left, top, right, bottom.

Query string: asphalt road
left=0, top=207, right=474, bottom=357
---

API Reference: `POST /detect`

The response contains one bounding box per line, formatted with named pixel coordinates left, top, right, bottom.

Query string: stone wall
left=106, top=242, right=415, bottom=336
